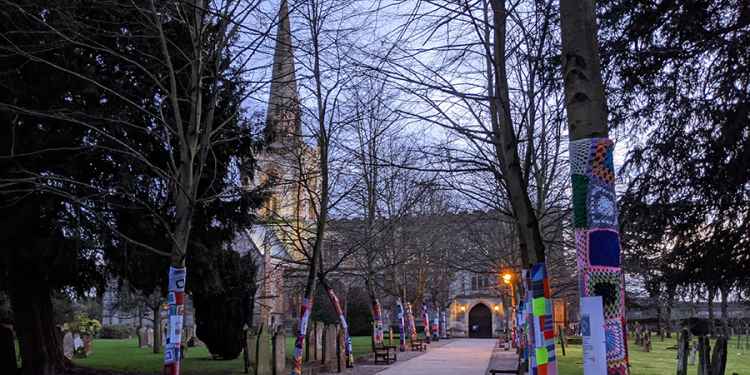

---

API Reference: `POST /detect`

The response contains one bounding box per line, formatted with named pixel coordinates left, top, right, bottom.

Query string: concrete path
left=376, top=339, right=496, bottom=375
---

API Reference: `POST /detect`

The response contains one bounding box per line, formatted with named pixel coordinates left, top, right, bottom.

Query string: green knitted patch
left=572, top=174, right=589, bottom=228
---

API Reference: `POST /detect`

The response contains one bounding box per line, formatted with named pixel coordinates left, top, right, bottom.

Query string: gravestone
left=689, top=342, right=698, bottom=366
left=146, top=328, right=154, bottom=347
left=247, top=331, right=258, bottom=368
left=272, top=330, right=286, bottom=375
left=62, top=331, right=74, bottom=359
left=138, top=327, right=149, bottom=348
left=676, top=329, right=689, bottom=375
left=305, top=322, right=311, bottom=362
left=697, top=336, right=710, bottom=375
left=337, top=327, right=346, bottom=372
left=314, top=322, right=323, bottom=361
left=323, top=324, right=337, bottom=371
left=710, top=336, right=728, bottom=375
left=255, top=324, right=272, bottom=375
left=72, top=333, right=83, bottom=356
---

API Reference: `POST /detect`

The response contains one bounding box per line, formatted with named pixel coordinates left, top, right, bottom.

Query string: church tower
left=252, top=0, right=317, bottom=223
left=265, top=0, right=301, bottom=147
left=245, top=0, right=318, bottom=330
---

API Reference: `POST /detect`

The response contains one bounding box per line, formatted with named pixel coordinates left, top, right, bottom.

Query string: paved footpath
left=375, top=339, right=496, bottom=375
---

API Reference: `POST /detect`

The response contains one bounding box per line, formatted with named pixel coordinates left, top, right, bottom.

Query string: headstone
left=323, top=324, right=337, bottom=371
left=73, top=333, right=83, bottom=353
left=82, top=334, right=93, bottom=356
left=146, top=328, right=154, bottom=347
left=676, top=329, right=689, bottom=375
left=337, top=327, right=346, bottom=372
left=62, top=331, right=74, bottom=359
left=305, top=322, right=311, bottom=362
left=255, top=324, right=272, bottom=375
left=314, top=322, right=323, bottom=361
left=689, top=341, right=698, bottom=366
left=138, top=327, right=149, bottom=348
left=272, top=330, right=286, bottom=375
left=246, top=330, right=258, bottom=368
left=697, top=336, right=710, bottom=375
left=710, top=336, right=728, bottom=375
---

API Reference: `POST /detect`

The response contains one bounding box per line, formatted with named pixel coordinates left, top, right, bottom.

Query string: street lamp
left=502, top=272, right=513, bottom=285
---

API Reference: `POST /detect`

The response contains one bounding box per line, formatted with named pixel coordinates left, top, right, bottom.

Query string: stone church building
left=104, top=0, right=562, bottom=340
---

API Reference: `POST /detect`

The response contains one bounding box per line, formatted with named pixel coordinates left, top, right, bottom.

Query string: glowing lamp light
left=493, top=305, right=500, bottom=312
left=460, top=305, right=467, bottom=312
left=502, top=273, right=513, bottom=284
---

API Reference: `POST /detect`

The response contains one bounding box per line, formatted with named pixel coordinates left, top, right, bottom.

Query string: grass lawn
left=73, top=336, right=375, bottom=374
left=556, top=335, right=750, bottom=375
left=73, top=334, right=750, bottom=374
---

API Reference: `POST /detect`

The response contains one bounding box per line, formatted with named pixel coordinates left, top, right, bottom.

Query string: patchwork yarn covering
left=570, top=137, right=630, bottom=374
left=163, top=267, right=186, bottom=375
left=396, top=300, right=406, bottom=351
left=525, top=263, right=558, bottom=375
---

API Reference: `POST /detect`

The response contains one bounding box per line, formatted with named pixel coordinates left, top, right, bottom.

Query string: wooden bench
left=410, top=338, right=426, bottom=352
left=488, top=356, right=522, bottom=374
left=373, top=345, right=397, bottom=364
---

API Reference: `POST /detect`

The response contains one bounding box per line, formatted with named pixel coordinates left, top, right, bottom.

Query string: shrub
left=566, top=335, right=582, bottom=345
left=69, top=314, right=102, bottom=337
left=99, top=325, right=134, bottom=339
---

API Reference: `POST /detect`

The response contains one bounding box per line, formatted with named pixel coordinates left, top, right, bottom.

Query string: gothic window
left=471, top=275, right=489, bottom=291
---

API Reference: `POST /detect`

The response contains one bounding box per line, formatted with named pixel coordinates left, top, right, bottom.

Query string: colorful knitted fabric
left=372, top=299, right=384, bottom=346
left=396, top=300, right=406, bottom=351
left=325, top=286, right=353, bottom=367
left=291, top=297, right=312, bottom=375
left=570, top=137, right=630, bottom=374
left=406, top=303, right=418, bottom=339
left=525, top=263, right=558, bottom=375
left=421, top=304, right=431, bottom=343
left=163, top=267, right=186, bottom=375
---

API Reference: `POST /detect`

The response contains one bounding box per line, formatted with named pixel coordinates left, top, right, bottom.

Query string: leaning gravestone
left=247, top=330, right=258, bottom=369
left=323, top=324, right=338, bottom=371
left=337, top=327, right=346, bottom=373
left=255, top=324, right=272, bottom=375
left=62, top=331, right=74, bottom=359
left=146, top=328, right=154, bottom=347
left=272, top=330, right=286, bottom=375
left=314, top=322, right=324, bottom=361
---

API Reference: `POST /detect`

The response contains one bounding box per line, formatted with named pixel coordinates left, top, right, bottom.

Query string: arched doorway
left=468, top=304, right=492, bottom=338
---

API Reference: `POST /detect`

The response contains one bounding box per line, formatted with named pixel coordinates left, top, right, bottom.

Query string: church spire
left=266, top=0, right=300, bottom=145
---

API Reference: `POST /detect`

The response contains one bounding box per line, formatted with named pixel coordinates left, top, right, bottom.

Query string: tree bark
left=708, top=288, right=716, bottom=336
left=719, top=286, right=729, bottom=335
left=488, top=0, right=546, bottom=266
left=153, top=303, right=162, bottom=354
left=0, top=324, right=17, bottom=374
left=10, top=280, right=66, bottom=375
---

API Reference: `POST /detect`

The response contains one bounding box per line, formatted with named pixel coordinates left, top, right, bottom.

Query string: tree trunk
left=153, top=303, right=162, bottom=354
left=559, top=0, right=629, bottom=372
left=719, top=287, right=729, bottom=335
left=10, top=280, right=66, bottom=375
left=0, top=324, right=17, bottom=374
left=708, top=288, right=716, bottom=336
left=488, top=1, right=546, bottom=266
